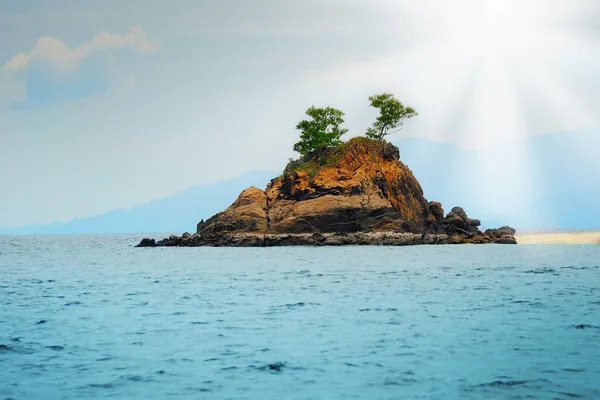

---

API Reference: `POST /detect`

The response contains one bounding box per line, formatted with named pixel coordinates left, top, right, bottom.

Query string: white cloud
left=1, top=26, right=159, bottom=72
left=0, top=27, right=159, bottom=105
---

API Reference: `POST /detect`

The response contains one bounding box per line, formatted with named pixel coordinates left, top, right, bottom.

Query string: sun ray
left=454, top=56, right=549, bottom=227
left=291, top=0, right=596, bottom=229
left=511, top=34, right=600, bottom=136
left=395, top=0, right=600, bottom=228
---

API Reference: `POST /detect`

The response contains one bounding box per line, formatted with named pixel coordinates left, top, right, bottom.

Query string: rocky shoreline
left=135, top=138, right=517, bottom=248
left=137, top=225, right=517, bottom=248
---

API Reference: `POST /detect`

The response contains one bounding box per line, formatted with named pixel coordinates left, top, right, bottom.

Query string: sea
left=1, top=234, right=599, bottom=400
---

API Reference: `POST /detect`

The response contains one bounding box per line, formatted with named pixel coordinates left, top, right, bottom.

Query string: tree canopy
left=365, top=93, right=418, bottom=140
left=293, top=106, right=348, bottom=156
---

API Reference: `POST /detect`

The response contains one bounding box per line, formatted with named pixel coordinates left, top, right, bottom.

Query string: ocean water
left=1, top=234, right=599, bottom=400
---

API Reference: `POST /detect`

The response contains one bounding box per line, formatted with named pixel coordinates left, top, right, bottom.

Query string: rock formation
left=136, top=137, right=517, bottom=247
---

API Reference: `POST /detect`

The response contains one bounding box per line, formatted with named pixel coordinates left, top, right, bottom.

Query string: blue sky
left=1, top=0, right=599, bottom=228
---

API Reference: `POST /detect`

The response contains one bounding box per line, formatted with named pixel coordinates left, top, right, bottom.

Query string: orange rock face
left=196, top=187, right=268, bottom=234
left=197, top=138, right=433, bottom=235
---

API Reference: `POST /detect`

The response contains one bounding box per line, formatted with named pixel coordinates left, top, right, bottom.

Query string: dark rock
left=442, top=211, right=468, bottom=230
left=467, top=225, right=481, bottom=233
left=498, top=225, right=517, bottom=235
left=491, top=235, right=518, bottom=244
left=311, top=232, right=327, bottom=243
left=455, top=227, right=475, bottom=238
left=466, top=218, right=481, bottom=227
left=428, top=201, right=444, bottom=223
left=400, top=221, right=424, bottom=234
left=379, top=141, right=400, bottom=161
left=450, top=206, right=468, bottom=220
left=484, top=229, right=496, bottom=237
left=135, top=238, right=156, bottom=247
left=485, top=226, right=517, bottom=238
left=156, top=235, right=182, bottom=247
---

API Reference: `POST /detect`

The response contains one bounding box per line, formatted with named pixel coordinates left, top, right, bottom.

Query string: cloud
left=0, top=27, right=159, bottom=105
left=1, top=27, right=159, bottom=72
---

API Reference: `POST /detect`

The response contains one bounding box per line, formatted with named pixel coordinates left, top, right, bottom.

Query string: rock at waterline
left=135, top=238, right=156, bottom=247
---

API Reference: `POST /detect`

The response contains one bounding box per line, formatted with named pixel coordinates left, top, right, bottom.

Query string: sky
left=1, top=0, right=599, bottom=228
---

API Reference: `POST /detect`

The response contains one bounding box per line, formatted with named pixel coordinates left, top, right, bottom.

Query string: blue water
left=1, top=235, right=599, bottom=399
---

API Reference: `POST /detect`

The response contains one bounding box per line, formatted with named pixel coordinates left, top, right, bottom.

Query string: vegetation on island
left=293, top=106, right=348, bottom=157
left=365, top=93, right=418, bottom=141
left=286, top=92, right=417, bottom=176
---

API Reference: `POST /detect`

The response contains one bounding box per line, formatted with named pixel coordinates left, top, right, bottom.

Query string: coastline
left=136, top=229, right=517, bottom=247
left=515, top=231, right=600, bottom=244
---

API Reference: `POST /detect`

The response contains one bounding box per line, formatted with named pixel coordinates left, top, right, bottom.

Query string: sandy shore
left=515, top=232, right=600, bottom=244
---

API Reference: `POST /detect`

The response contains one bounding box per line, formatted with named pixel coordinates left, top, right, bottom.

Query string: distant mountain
left=1, top=171, right=277, bottom=235
left=2, top=130, right=598, bottom=235
left=396, top=130, right=600, bottom=229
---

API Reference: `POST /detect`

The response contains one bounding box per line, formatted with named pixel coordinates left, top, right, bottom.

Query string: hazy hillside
left=397, top=130, right=600, bottom=229
left=0, top=171, right=276, bottom=235
left=2, top=130, right=598, bottom=235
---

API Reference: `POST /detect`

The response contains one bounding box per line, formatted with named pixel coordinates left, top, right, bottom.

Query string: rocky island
left=136, top=137, right=516, bottom=247
left=137, top=93, right=516, bottom=247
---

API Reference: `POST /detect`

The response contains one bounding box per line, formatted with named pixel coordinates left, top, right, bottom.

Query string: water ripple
left=1, top=235, right=599, bottom=399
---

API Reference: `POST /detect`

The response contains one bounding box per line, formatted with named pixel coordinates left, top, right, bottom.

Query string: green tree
left=293, top=106, right=348, bottom=156
left=365, top=93, right=418, bottom=140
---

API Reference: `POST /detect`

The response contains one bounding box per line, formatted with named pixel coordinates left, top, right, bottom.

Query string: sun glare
left=481, top=0, right=512, bottom=42
left=392, top=0, right=597, bottom=226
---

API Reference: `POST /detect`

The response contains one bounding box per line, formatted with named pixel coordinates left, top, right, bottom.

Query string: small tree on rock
left=365, top=93, right=418, bottom=140
left=293, top=106, right=348, bottom=156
